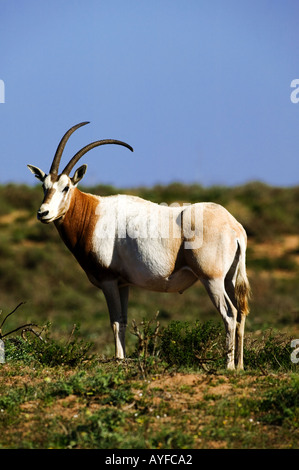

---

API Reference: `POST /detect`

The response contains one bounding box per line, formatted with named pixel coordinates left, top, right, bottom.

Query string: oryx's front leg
left=101, top=280, right=129, bottom=359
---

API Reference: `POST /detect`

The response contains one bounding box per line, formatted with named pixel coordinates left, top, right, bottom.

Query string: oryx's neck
left=54, top=188, right=99, bottom=257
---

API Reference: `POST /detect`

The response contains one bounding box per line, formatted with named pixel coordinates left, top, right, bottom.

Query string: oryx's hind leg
left=235, top=311, right=246, bottom=370
left=201, top=277, right=238, bottom=370
left=101, top=280, right=129, bottom=359
left=225, top=242, right=250, bottom=370
left=224, top=274, right=245, bottom=370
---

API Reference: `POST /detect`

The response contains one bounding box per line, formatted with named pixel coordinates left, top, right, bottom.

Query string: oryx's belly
left=128, top=266, right=199, bottom=293
left=93, top=234, right=198, bottom=292
left=91, top=227, right=198, bottom=292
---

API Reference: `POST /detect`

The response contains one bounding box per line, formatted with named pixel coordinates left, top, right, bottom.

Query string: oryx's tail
left=235, top=237, right=251, bottom=316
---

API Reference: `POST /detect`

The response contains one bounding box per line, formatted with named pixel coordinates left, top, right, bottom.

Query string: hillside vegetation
left=0, top=181, right=298, bottom=449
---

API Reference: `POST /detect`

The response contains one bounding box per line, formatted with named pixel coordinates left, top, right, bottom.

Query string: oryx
left=28, top=122, right=250, bottom=369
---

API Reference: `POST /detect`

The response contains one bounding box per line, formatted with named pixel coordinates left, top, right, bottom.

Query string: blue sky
left=0, top=0, right=299, bottom=188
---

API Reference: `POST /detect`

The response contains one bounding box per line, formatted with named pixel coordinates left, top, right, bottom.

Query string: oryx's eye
left=63, top=185, right=69, bottom=193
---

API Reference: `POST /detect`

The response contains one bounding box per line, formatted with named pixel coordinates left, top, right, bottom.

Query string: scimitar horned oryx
left=28, top=122, right=250, bottom=370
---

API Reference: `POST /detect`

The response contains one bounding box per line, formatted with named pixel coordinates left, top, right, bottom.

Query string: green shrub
left=244, top=330, right=295, bottom=371
left=159, top=320, right=225, bottom=368
left=5, top=323, right=93, bottom=367
left=155, top=320, right=296, bottom=372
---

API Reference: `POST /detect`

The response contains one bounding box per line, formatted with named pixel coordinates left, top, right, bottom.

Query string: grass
left=0, top=318, right=298, bottom=449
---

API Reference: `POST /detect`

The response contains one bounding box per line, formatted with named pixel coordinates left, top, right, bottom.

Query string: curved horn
left=61, top=139, right=134, bottom=175
left=49, top=121, right=90, bottom=175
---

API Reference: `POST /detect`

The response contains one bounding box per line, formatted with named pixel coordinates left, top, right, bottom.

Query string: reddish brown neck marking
left=54, top=188, right=99, bottom=261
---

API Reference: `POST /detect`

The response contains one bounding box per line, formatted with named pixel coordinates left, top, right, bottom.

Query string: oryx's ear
left=27, top=164, right=46, bottom=182
left=71, top=164, right=87, bottom=185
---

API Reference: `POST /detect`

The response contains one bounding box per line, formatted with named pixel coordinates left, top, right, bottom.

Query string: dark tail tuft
left=235, top=239, right=251, bottom=316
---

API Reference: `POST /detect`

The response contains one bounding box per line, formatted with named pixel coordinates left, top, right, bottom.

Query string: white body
left=92, top=195, right=202, bottom=293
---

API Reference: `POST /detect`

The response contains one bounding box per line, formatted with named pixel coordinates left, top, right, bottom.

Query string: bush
left=5, top=323, right=93, bottom=367
left=244, top=330, right=295, bottom=371
left=146, top=319, right=296, bottom=372
left=159, top=320, right=225, bottom=369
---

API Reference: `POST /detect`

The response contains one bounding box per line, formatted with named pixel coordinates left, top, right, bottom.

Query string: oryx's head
left=27, top=122, right=133, bottom=224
